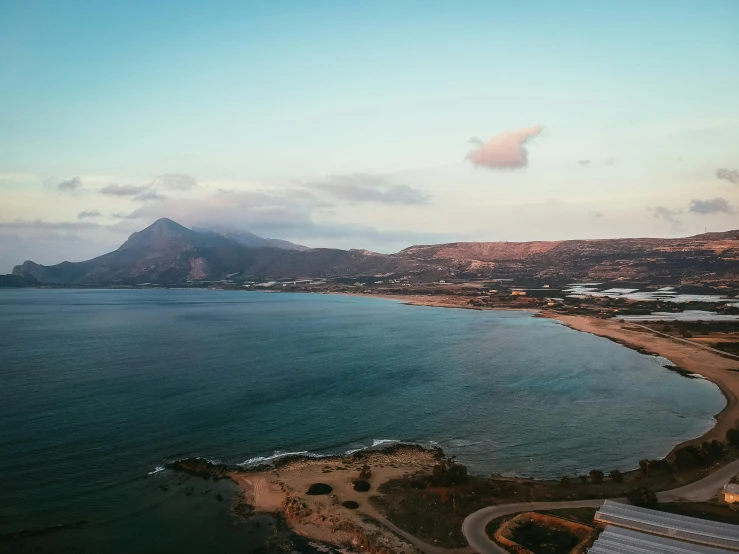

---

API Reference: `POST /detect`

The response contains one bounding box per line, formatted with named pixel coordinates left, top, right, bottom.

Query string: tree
left=579, top=475, right=588, bottom=484
left=609, top=470, right=624, bottom=483
left=674, top=447, right=696, bottom=470
left=431, top=458, right=469, bottom=487
left=359, top=464, right=372, bottom=480
left=626, top=487, right=657, bottom=508
left=589, top=470, right=604, bottom=484
left=727, top=428, right=739, bottom=447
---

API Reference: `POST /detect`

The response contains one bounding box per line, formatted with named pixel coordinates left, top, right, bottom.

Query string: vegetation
left=306, top=483, right=332, bottom=495
left=609, top=470, right=623, bottom=483
left=353, top=480, right=371, bottom=492
left=342, top=500, right=359, bottom=509
left=589, top=470, right=604, bottom=484
left=626, top=487, right=658, bottom=507
left=509, top=520, right=581, bottom=554
left=359, top=464, right=372, bottom=480
left=431, top=457, right=469, bottom=487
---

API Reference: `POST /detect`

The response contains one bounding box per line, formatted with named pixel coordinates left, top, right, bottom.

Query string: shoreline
left=344, top=290, right=739, bottom=462
left=542, top=312, right=739, bottom=459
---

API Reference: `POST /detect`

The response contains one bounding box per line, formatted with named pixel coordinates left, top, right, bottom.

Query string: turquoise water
left=0, top=289, right=725, bottom=552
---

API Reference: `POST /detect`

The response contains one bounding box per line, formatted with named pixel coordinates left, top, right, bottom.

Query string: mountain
left=9, top=219, right=739, bottom=286
left=11, top=218, right=432, bottom=285
left=194, top=227, right=310, bottom=251
left=397, top=230, right=739, bottom=284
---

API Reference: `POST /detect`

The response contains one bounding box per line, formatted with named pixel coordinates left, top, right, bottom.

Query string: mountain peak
left=119, top=218, right=197, bottom=250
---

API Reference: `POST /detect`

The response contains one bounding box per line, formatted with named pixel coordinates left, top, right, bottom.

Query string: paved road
left=461, top=458, right=739, bottom=554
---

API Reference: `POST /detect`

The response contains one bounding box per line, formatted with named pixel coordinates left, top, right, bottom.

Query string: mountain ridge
left=9, top=218, right=739, bottom=285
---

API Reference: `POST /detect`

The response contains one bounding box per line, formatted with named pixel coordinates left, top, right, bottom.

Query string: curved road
left=461, top=458, right=739, bottom=554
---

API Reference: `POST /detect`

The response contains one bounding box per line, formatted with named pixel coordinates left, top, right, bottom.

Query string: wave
left=236, top=438, right=438, bottom=468
left=147, top=466, right=165, bottom=475
left=237, top=450, right=322, bottom=467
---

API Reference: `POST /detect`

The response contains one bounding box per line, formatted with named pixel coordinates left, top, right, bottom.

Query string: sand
left=230, top=448, right=445, bottom=553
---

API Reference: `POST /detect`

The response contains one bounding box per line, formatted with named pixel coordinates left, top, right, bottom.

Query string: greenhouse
left=594, top=500, right=739, bottom=551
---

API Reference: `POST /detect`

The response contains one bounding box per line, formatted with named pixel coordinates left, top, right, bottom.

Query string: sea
left=0, top=289, right=726, bottom=552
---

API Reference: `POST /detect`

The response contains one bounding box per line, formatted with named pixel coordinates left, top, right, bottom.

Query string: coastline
left=344, top=290, right=738, bottom=459
left=542, top=312, right=739, bottom=457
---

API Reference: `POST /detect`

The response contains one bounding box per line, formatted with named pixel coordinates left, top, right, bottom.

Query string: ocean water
left=0, top=289, right=725, bottom=552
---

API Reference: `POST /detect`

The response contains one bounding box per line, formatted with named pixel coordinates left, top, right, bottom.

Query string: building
left=594, top=500, right=739, bottom=550
left=724, top=484, right=739, bottom=504
left=589, top=525, right=737, bottom=554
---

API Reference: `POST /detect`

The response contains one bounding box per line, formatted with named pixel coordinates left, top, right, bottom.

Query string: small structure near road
left=724, top=484, right=739, bottom=504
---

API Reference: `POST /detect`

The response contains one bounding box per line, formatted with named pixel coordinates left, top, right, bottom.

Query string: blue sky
left=1, top=0, right=738, bottom=271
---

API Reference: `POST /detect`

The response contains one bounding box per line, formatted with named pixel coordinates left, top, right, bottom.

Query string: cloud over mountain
left=466, top=126, right=543, bottom=170
left=77, top=210, right=101, bottom=219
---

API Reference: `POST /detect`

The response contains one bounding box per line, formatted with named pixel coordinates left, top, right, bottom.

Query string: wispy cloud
left=717, top=168, right=739, bottom=185
left=577, top=160, right=591, bottom=166
left=651, top=206, right=682, bottom=230
left=151, top=173, right=197, bottom=190
left=466, top=126, right=543, bottom=170
left=133, top=190, right=167, bottom=202
left=0, top=218, right=100, bottom=230
left=310, top=173, right=431, bottom=205
left=100, top=183, right=150, bottom=196
left=77, top=209, right=101, bottom=219
left=689, top=197, right=732, bottom=214
left=57, top=177, right=83, bottom=192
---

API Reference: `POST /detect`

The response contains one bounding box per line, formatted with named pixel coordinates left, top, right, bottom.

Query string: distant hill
left=0, top=274, right=40, bottom=287
left=194, top=226, right=310, bottom=251
left=9, top=219, right=739, bottom=285
left=397, top=230, right=739, bottom=284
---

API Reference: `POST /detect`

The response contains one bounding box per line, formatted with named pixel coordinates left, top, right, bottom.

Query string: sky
left=1, top=0, right=738, bottom=272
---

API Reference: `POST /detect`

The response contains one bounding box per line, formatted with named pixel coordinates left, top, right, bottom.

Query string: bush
left=342, top=500, right=359, bottom=509
left=626, top=487, right=658, bottom=508
left=431, top=458, right=469, bottom=487
left=358, top=464, right=372, bottom=480
left=727, top=428, right=739, bottom=447
left=353, top=480, right=370, bottom=492
left=590, top=470, right=604, bottom=484
left=560, top=476, right=570, bottom=488
left=639, top=458, right=672, bottom=477
left=579, top=475, right=588, bottom=484
left=306, top=483, right=332, bottom=495
left=609, top=470, right=623, bottom=483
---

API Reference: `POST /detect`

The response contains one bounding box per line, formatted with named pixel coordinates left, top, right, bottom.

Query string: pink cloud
left=466, top=125, right=543, bottom=170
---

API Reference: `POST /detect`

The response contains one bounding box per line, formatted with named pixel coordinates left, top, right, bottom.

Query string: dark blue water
left=0, top=289, right=725, bottom=551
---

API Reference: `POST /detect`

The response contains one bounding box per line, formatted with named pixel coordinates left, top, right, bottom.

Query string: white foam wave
left=148, top=466, right=165, bottom=475
left=371, top=439, right=399, bottom=447
left=237, top=450, right=323, bottom=467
